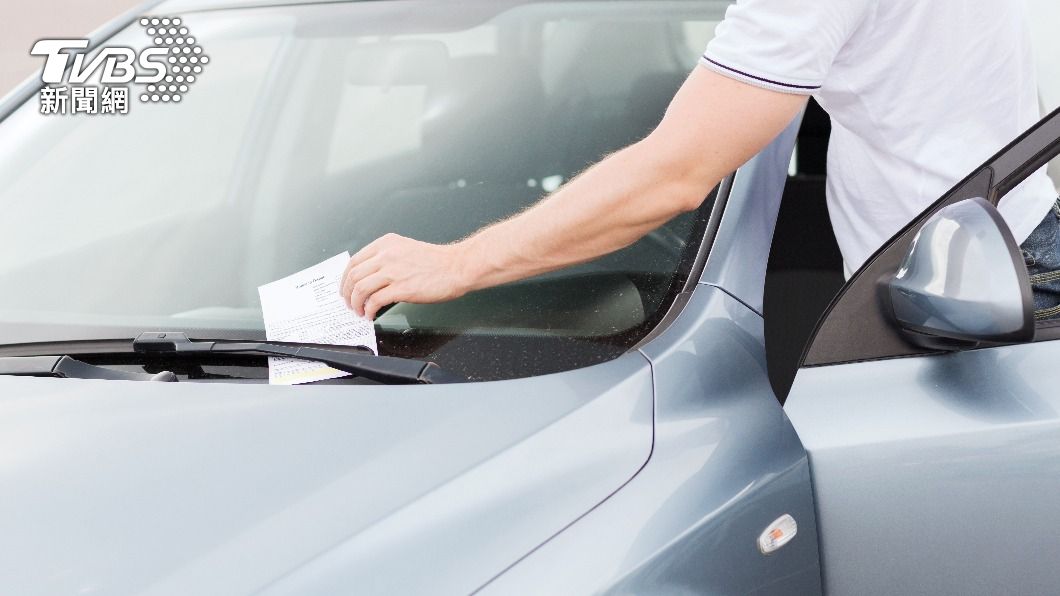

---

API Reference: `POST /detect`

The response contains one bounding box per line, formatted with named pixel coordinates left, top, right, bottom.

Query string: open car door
left=785, top=107, right=1060, bottom=595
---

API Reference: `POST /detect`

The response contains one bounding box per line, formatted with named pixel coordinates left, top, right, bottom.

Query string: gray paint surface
left=0, top=14, right=818, bottom=587
left=699, top=114, right=799, bottom=312
left=481, top=286, right=821, bottom=595
left=786, top=340, right=1060, bottom=595
left=26, top=1, right=1060, bottom=593
left=887, top=197, right=1032, bottom=343
left=0, top=355, right=652, bottom=595
left=11, top=2, right=1057, bottom=591
left=0, top=45, right=814, bottom=594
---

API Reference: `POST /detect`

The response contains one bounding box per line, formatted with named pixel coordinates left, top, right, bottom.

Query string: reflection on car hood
left=0, top=354, right=653, bottom=595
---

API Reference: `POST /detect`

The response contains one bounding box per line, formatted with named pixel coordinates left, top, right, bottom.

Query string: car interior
left=262, top=15, right=710, bottom=343
left=0, top=6, right=732, bottom=382
left=235, top=10, right=719, bottom=379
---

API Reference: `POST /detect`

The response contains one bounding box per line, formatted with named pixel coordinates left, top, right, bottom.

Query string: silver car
left=1, top=0, right=1059, bottom=594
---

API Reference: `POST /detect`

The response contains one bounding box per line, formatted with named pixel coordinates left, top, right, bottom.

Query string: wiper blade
left=0, top=355, right=177, bottom=382
left=132, top=332, right=461, bottom=385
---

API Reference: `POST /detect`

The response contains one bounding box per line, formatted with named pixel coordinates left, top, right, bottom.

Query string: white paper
left=257, top=252, right=377, bottom=385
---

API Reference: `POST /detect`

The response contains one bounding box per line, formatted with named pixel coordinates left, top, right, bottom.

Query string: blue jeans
left=1020, top=197, right=1060, bottom=320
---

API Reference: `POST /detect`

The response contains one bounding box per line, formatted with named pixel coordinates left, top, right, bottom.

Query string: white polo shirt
left=701, top=0, right=1057, bottom=276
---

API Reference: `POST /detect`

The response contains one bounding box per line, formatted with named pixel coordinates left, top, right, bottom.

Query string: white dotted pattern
left=138, top=16, right=207, bottom=103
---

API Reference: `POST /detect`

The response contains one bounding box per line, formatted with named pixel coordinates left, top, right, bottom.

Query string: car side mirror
left=883, top=197, right=1034, bottom=350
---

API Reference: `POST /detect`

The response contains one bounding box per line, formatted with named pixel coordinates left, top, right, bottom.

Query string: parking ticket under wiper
left=257, top=252, right=378, bottom=384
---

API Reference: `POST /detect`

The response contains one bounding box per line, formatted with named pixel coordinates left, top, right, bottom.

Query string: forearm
left=456, top=137, right=713, bottom=291
left=452, top=68, right=807, bottom=293
left=339, top=68, right=808, bottom=318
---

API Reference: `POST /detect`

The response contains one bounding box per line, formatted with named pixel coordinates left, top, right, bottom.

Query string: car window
left=0, top=30, right=283, bottom=267
left=0, top=1, right=729, bottom=381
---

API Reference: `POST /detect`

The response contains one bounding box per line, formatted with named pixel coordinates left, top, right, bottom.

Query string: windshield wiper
left=132, top=332, right=461, bottom=385
left=0, top=355, right=178, bottom=382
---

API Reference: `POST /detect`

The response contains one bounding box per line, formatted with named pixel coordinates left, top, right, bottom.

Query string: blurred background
left=0, top=0, right=138, bottom=94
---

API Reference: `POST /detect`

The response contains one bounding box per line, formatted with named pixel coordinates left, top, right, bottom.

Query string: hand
left=339, top=234, right=473, bottom=319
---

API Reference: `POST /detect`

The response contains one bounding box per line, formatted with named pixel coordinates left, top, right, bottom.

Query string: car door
left=785, top=107, right=1060, bottom=595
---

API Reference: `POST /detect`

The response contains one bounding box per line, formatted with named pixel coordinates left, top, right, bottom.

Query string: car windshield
left=0, top=0, right=727, bottom=381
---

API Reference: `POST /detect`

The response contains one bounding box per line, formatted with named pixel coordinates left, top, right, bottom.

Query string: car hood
left=0, top=353, right=653, bottom=595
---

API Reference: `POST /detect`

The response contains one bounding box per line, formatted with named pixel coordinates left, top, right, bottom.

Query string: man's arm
left=340, top=67, right=808, bottom=318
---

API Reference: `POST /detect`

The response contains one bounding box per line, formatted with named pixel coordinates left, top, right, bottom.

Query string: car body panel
left=476, top=113, right=821, bottom=594
left=785, top=103, right=1060, bottom=594
left=0, top=354, right=652, bottom=595
left=0, top=0, right=835, bottom=593
left=256, top=115, right=812, bottom=594
left=6, top=1, right=1056, bottom=592
left=699, top=114, right=799, bottom=313
left=0, top=33, right=815, bottom=592
left=786, top=340, right=1060, bottom=595
left=478, top=289, right=820, bottom=595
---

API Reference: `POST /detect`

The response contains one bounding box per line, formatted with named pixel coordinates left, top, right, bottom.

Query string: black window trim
left=631, top=175, right=733, bottom=350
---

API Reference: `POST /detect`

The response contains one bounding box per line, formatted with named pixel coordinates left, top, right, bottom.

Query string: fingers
left=364, top=286, right=399, bottom=320
left=348, top=271, right=392, bottom=317
left=340, top=254, right=362, bottom=301
left=341, top=247, right=372, bottom=289
left=341, top=259, right=381, bottom=309
left=340, top=234, right=402, bottom=307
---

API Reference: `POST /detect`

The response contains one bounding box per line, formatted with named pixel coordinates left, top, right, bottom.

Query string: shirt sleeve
left=701, top=0, right=876, bottom=95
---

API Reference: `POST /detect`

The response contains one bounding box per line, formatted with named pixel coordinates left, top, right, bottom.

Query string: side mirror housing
left=884, top=197, right=1034, bottom=350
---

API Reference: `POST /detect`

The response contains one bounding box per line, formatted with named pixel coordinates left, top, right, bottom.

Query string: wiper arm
left=0, top=355, right=178, bottom=382
left=132, top=332, right=461, bottom=385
